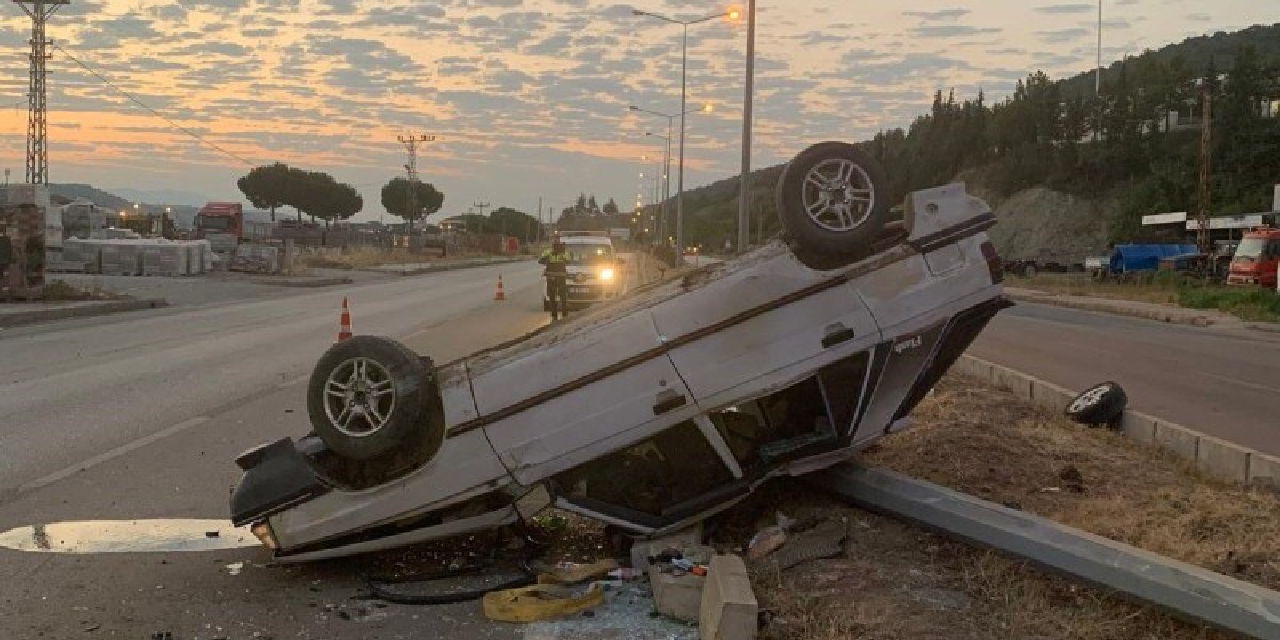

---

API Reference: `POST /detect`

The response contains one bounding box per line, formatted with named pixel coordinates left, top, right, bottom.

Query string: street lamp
left=629, top=102, right=712, bottom=256
left=632, top=7, right=738, bottom=262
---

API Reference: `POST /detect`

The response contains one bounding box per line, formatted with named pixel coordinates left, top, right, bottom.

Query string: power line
left=49, top=41, right=257, bottom=167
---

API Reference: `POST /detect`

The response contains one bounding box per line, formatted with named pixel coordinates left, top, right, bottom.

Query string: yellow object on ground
left=535, top=559, right=619, bottom=585
left=482, top=583, right=605, bottom=623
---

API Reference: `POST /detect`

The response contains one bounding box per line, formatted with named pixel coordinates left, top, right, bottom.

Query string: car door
left=472, top=310, right=701, bottom=486
left=651, top=255, right=881, bottom=414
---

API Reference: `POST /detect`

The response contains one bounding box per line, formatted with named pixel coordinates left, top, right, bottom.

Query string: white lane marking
left=1200, top=371, right=1280, bottom=395
left=18, top=416, right=211, bottom=494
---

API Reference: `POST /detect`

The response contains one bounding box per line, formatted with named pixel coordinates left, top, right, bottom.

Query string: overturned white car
left=229, top=142, right=1011, bottom=562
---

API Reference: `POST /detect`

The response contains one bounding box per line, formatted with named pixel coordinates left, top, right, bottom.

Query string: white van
left=544, top=232, right=626, bottom=311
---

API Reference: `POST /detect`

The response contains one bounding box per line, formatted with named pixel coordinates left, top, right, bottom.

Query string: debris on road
left=225, top=561, right=244, bottom=576
left=482, top=582, right=605, bottom=623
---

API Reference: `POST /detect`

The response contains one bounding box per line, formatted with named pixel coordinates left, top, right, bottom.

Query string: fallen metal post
left=807, top=463, right=1280, bottom=640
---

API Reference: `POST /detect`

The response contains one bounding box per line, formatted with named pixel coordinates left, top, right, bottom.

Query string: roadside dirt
left=718, top=374, right=1279, bottom=640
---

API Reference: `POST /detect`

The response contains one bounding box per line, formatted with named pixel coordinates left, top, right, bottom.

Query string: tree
left=311, top=181, right=363, bottom=228
left=587, top=195, right=599, bottom=214
left=236, top=163, right=292, bottom=222
left=381, top=177, right=445, bottom=232
left=489, top=206, right=541, bottom=242
left=602, top=198, right=620, bottom=215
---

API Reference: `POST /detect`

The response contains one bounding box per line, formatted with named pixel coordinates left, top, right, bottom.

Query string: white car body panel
left=270, top=428, right=509, bottom=549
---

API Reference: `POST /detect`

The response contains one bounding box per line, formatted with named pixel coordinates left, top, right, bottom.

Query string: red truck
left=1226, top=226, right=1280, bottom=289
left=195, top=202, right=244, bottom=253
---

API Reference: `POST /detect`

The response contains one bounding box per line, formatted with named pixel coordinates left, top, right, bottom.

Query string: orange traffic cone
left=337, top=297, right=353, bottom=342
left=494, top=274, right=507, bottom=301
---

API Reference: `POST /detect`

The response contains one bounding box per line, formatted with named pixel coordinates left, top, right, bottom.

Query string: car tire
left=775, top=141, right=894, bottom=270
left=1064, top=381, right=1128, bottom=428
left=306, top=336, right=446, bottom=462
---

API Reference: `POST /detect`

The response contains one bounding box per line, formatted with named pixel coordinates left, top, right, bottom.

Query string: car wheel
left=775, top=141, right=894, bottom=270
left=1064, top=381, right=1128, bottom=428
left=306, top=336, right=446, bottom=462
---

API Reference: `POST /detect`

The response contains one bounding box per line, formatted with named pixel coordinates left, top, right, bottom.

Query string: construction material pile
left=61, top=238, right=216, bottom=276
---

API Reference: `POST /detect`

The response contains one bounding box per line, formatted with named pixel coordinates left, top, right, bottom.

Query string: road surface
left=0, top=258, right=662, bottom=639
left=971, top=301, right=1280, bottom=456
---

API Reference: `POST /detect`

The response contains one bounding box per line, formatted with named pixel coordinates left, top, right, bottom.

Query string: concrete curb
left=247, top=276, right=353, bottom=288
left=1245, top=321, right=1280, bottom=334
left=363, top=257, right=532, bottom=277
left=953, top=354, right=1279, bottom=491
left=809, top=463, right=1280, bottom=640
left=0, top=298, right=168, bottom=328
left=1005, top=291, right=1217, bottom=327
left=1008, top=289, right=1280, bottom=334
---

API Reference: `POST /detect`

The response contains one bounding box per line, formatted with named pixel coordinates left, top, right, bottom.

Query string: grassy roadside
left=1016, top=272, right=1280, bottom=323
left=725, top=374, right=1278, bottom=640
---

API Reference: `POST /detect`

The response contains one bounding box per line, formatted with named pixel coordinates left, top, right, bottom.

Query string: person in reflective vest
left=540, top=237, right=571, bottom=321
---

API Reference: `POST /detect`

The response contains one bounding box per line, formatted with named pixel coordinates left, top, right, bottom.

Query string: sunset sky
left=0, top=0, right=1272, bottom=222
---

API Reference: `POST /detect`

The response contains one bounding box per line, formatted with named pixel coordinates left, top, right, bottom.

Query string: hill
left=663, top=22, right=1280, bottom=253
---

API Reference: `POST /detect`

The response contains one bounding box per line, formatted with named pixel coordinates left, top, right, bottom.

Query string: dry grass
left=723, top=374, right=1280, bottom=640
left=1015, top=273, right=1183, bottom=304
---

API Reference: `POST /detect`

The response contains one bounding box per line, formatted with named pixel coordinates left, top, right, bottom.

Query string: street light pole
left=632, top=8, right=732, bottom=263
left=677, top=22, right=688, bottom=263
left=737, top=0, right=756, bottom=255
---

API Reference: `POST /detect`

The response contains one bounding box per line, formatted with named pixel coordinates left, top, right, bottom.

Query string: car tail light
left=980, top=241, right=1003, bottom=284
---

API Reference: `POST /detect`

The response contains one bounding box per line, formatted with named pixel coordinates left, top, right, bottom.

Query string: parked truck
left=195, top=202, right=244, bottom=254
left=1226, top=226, right=1280, bottom=289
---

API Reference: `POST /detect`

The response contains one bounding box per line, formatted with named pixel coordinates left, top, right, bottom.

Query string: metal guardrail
left=807, top=463, right=1280, bottom=640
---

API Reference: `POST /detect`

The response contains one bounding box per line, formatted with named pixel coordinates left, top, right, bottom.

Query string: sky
left=0, top=0, right=1273, bottom=223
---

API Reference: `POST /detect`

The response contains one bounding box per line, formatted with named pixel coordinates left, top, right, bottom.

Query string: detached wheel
left=306, top=336, right=445, bottom=462
left=776, top=141, right=894, bottom=270
left=1065, top=381, right=1128, bottom=428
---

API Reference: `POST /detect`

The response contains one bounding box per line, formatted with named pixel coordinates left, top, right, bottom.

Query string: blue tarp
left=1108, top=244, right=1199, bottom=272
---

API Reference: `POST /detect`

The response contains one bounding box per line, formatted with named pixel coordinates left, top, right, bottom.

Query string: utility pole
left=1096, top=0, right=1102, bottom=96
left=398, top=134, right=435, bottom=233
left=737, top=0, right=756, bottom=255
left=1196, top=84, right=1213, bottom=255
left=16, top=0, right=68, bottom=185
left=473, top=201, right=491, bottom=217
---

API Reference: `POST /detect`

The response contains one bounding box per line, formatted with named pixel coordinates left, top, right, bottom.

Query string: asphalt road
left=0, top=262, right=551, bottom=493
left=971, top=301, right=1280, bottom=456
left=0, top=258, right=666, bottom=640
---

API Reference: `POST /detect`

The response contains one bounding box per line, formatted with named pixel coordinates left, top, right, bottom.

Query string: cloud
left=903, top=9, right=971, bottom=22
left=1034, top=4, right=1096, bottom=15
left=0, top=0, right=1267, bottom=223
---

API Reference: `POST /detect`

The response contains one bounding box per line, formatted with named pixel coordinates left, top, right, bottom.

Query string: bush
left=1178, top=286, right=1280, bottom=323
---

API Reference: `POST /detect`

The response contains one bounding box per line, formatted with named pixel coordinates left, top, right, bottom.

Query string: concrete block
left=1153, top=422, right=1199, bottom=462
left=700, top=555, right=757, bottom=640
left=990, top=365, right=1033, bottom=400
left=952, top=355, right=993, bottom=381
left=631, top=523, right=704, bottom=575
left=1196, top=436, right=1251, bottom=484
left=1028, top=377, right=1074, bottom=414
left=1247, top=453, right=1280, bottom=490
left=1119, top=412, right=1158, bottom=446
left=651, top=571, right=705, bottom=623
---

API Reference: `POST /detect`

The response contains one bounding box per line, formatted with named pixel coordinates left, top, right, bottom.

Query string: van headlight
left=599, top=268, right=615, bottom=282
